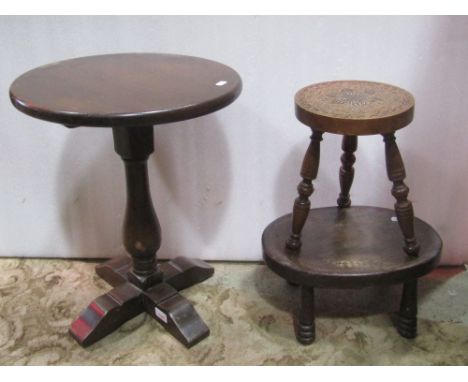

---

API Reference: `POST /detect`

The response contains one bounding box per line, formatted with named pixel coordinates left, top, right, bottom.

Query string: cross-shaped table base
left=69, top=255, right=214, bottom=348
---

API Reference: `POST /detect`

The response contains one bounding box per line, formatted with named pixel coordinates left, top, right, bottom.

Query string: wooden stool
left=10, top=53, right=242, bottom=348
left=262, top=81, right=442, bottom=344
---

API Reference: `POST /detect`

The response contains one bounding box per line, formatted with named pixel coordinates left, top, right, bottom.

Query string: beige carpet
left=0, top=258, right=467, bottom=365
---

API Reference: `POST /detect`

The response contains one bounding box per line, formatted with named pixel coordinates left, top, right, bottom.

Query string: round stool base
left=262, top=206, right=442, bottom=344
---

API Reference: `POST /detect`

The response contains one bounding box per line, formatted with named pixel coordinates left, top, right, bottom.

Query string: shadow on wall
left=400, top=16, right=468, bottom=264
left=56, top=127, right=124, bottom=258
left=55, top=114, right=231, bottom=259
left=151, top=114, right=231, bottom=258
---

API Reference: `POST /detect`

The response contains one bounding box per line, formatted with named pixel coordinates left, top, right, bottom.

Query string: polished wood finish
left=69, top=282, right=142, bottom=347
left=337, top=135, right=358, bottom=208
left=9, top=53, right=242, bottom=127
left=383, top=133, right=420, bottom=256
left=10, top=53, right=242, bottom=348
left=295, top=80, right=414, bottom=135
left=286, top=130, right=323, bottom=250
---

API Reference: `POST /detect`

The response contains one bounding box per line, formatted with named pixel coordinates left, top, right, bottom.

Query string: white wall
left=0, top=16, right=467, bottom=264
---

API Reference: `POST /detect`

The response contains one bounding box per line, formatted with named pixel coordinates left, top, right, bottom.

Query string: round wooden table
left=10, top=53, right=242, bottom=348
left=262, top=80, right=442, bottom=344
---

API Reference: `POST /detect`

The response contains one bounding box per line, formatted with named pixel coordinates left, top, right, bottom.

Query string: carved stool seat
left=262, top=80, right=442, bottom=344
left=10, top=53, right=242, bottom=347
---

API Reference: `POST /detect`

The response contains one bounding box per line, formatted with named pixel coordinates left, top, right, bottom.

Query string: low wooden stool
left=262, top=81, right=442, bottom=344
left=10, top=53, right=242, bottom=347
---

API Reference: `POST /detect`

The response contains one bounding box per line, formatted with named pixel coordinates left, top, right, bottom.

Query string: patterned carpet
left=1, top=258, right=467, bottom=365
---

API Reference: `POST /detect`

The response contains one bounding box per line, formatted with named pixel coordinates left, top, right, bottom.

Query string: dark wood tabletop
left=9, top=53, right=242, bottom=127
left=295, top=80, right=414, bottom=135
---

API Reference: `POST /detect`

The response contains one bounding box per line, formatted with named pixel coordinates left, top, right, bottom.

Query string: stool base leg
left=294, top=286, right=315, bottom=345
left=396, top=279, right=418, bottom=339
left=282, top=280, right=421, bottom=344
left=69, top=255, right=214, bottom=348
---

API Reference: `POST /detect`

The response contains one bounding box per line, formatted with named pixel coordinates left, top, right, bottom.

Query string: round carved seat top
left=9, top=53, right=242, bottom=127
left=295, top=80, right=415, bottom=135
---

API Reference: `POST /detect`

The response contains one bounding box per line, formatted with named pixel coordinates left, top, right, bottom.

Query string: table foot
left=143, top=284, right=210, bottom=347
left=95, top=255, right=133, bottom=286
left=69, top=282, right=143, bottom=347
left=70, top=255, right=214, bottom=348
left=160, top=256, right=215, bottom=290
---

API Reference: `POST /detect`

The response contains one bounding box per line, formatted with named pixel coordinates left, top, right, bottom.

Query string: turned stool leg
left=383, top=133, right=420, bottom=256
left=286, top=130, right=323, bottom=250
left=295, top=286, right=315, bottom=344
left=337, top=135, right=358, bottom=208
left=397, top=279, right=418, bottom=338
